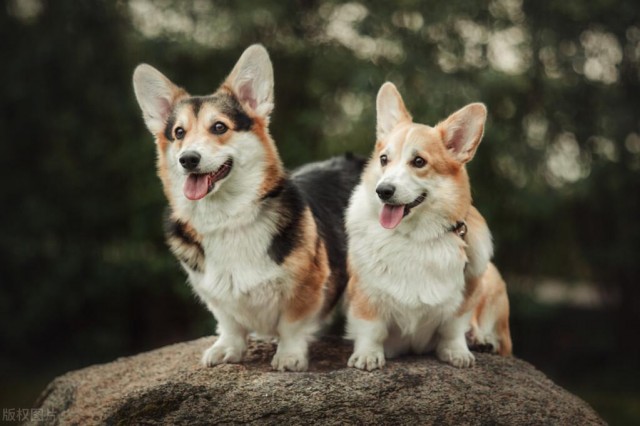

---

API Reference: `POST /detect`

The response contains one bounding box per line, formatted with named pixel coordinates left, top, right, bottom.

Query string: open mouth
left=379, top=192, right=427, bottom=229
left=183, top=158, right=233, bottom=201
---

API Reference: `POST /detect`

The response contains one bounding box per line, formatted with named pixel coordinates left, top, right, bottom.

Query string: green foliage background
left=0, top=0, right=638, bottom=423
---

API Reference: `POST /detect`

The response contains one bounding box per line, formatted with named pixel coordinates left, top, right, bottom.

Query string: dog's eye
left=380, top=155, right=388, bottom=167
left=174, top=127, right=186, bottom=140
left=412, top=156, right=426, bottom=168
left=211, top=122, right=228, bottom=135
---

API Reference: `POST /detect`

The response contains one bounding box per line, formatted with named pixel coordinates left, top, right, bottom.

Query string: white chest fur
left=184, top=207, right=292, bottom=336
left=347, top=184, right=467, bottom=335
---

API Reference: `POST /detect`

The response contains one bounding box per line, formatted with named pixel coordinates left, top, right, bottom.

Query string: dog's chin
left=379, top=193, right=427, bottom=229
left=183, top=158, right=234, bottom=201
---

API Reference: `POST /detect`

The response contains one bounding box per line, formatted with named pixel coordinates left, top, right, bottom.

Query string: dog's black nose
left=376, top=183, right=396, bottom=201
left=179, top=151, right=201, bottom=171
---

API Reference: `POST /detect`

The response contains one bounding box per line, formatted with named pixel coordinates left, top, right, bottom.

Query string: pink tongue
left=380, top=204, right=405, bottom=229
left=183, top=174, right=209, bottom=200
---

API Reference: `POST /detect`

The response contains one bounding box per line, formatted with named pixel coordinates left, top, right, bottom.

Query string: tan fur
left=458, top=207, right=491, bottom=314
left=468, top=263, right=513, bottom=356
left=282, top=209, right=329, bottom=322
left=346, top=272, right=378, bottom=321
left=458, top=276, right=482, bottom=315
left=153, top=87, right=189, bottom=214
left=156, top=139, right=177, bottom=212
left=253, top=116, right=285, bottom=198
left=165, top=215, right=205, bottom=272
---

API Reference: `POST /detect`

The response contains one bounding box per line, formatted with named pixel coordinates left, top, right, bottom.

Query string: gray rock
left=32, top=337, right=604, bottom=425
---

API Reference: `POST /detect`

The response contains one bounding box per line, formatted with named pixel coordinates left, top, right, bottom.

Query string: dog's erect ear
left=438, top=103, right=487, bottom=164
left=133, top=64, right=185, bottom=136
left=376, top=82, right=412, bottom=140
left=225, top=44, right=274, bottom=119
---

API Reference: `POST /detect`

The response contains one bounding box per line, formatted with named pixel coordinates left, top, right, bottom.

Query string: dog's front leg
left=202, top=308, right=248, bottom=367
left=347, top=314, right=388, bottom=371
left=271, top=316, right=317, bottom=372
left=436, top=311, right=475, bottom=368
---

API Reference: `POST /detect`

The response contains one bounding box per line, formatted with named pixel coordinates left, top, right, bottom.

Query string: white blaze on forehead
left=379, top=124, right=409, bottom=160
left=377, top=142, right=413, bottom=190
left=174, top=107, right=195, bottom=128
left=197, top=101, right=236, bottom=128
left=399, top=125, right=440, bottom=159
left=400, top=127, right=421, bottom=160
left=201, top=108, right=223, bottom=126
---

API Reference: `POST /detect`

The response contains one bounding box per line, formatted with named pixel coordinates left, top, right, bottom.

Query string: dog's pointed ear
left=438, top=103, right=487, bottom=163
left=133, top=64, right=186, bottom=136
left=225, top=44, right=274, bottom=119
left=376, top=82, right=412, bottom=140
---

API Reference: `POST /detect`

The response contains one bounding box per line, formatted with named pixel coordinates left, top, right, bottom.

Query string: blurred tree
left=0, top=1, right=210, bottom=373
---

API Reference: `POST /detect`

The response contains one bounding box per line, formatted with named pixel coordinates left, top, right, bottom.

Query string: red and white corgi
left=132, top=45, right=364, bottom=371
left=345, top=82, right=512, bottom=371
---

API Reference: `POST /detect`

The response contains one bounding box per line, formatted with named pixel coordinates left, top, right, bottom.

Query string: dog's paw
left=201, top=342, right=245, bottom=367
left=348, top=350, right=386, bottom=371
left=466, top=329, right=498, bottom=353
left=437, top=346, right=475, bottom=368
left=271, top=352, right=309, bottom=372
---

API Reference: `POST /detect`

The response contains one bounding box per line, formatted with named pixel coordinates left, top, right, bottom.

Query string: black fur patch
left=261, top=179, right=285, bottom=200
left=291, top=154, right=367, bottom=307
left=185, top=97, right=204, bottom=116
left=267, top=180, right=306, bottom=265
left=163, top=211, right=205, bottom=273
left=164, top=111, right=177, bottom=141
left=214, top=93, right=253, bottom=131
left=162, top=93, right=253, bottom=141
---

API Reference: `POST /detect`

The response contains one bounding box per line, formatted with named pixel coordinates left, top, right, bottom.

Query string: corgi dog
left=345, top=82, right=512, bottom=371
left=132, top=45, right=364, bottom=371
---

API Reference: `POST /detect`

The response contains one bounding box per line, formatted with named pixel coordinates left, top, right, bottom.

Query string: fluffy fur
left=345, top=82, right=512, bottom=371
left=132, top=45, right=364, bottom=371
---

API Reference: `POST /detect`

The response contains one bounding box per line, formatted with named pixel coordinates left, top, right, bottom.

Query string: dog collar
left=450, top=221, right=467, bottom=239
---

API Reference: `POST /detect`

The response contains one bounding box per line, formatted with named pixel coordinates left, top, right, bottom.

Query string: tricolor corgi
left=345, top=82, right=512, bottom=371
left=132, top=45, right=364, bottom=371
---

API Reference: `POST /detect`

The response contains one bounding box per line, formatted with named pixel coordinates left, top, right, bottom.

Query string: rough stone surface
left=32, top=337, right=604, bottom=425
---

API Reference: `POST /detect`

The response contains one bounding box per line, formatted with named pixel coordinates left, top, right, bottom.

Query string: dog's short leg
left=347, top=315, right=388, bottom=371
left=271, top=317, right=317, bottom=372
left=202, top=309, right=248, bottom=367
left=436, top=311, right=475, bottom=368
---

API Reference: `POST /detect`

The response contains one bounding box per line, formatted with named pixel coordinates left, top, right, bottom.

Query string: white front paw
left=437, top=346, right=475, bottom=368
left=201, top=341, right=245, bottom=367
left=348, top=350, right=386, bottom=371
left=271, top=352, right=308, bottom=372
